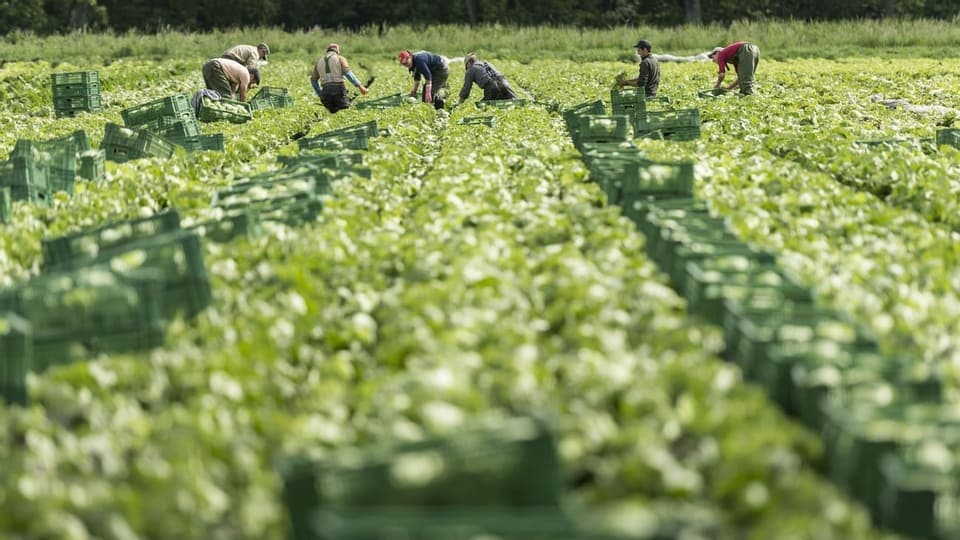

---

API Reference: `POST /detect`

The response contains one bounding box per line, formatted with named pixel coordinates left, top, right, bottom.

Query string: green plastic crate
left=135, top=111, right=201, bottom=138
left=0, top=267, right=165, bottom=372
left=214, top=177, right=319, bottom=209
left=52, top=81, right=100, bottom=99
left=0, top=312, right=31, bottom=406
left=562, top=99, right=606, bottom=138
left=41, top=210, right=182, bottom=271
left=250, top=86, right=293, bottom=108
left=89, top=230, right=212, bottom=319
left=684, top=256, right=805, bottom=326
left=78, top=150, right=105, bottom=181
left=878, top=447, right=960, bottom=540
left=459, top=115, right=496, bottom=126
left=251, top=194, right=324, bottom=227
left=186, top=209, right=261, bottom=243
left=279, top=417, right=563, bottom=536
left=576, top=115, right=633, bottom=143
left=0, top=156, right=49, bottom=201
left=634, top=108, right=700, bottom=131
left=935, top=128, right=960, bottom=149
left=14, top=139, right=78, bottom=195
left=51, top=71, right=99, bottom=86
left=319, top=120, right=379, bottom=138
left=121, top=94, right=193, bottom=127
left=698, top=88, right=729, bottom=99
left=197, top=96, right=253, bottom=124
left=298, top=128, right=369, bottom=151
left=101, top=123, right=176, bottom=163
left=354, top=93, right=405, bottom=109
left=475, top=98, right=528, bottom=109
left=53, top=93, right=102, bottom=117
left=166, top=133, right=225, bottom=153
left=610, top=87, right=646, bottom=115
left=0, top=187, right=9, bottom=224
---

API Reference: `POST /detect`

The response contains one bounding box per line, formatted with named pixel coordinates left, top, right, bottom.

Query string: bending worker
left=398, top=49, right=450, bottom=109
left=708, top=41, right=760, bottom=95
left=457, top=53, right=518, bottom=105
left=222, top=42, right=269, bottom=70
left=311, top=43, right=368, bottom=114
left=202, top=57, right=259, bottom=101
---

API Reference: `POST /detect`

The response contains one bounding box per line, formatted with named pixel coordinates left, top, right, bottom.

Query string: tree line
left=2, top=0, right=957, bottom=34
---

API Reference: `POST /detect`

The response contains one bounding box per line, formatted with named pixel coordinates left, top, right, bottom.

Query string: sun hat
left=633, top=40, right=652, bottom=50
left=257, top=42, right=270, bottom=56
left=708, top=46, right=723, bottom=58
left=327, top=43, right=340, bottom=53
left=398, top=50, right=412, bottom=63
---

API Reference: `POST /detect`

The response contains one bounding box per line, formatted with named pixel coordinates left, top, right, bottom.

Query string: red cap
left=398, top=50, right=412, bottom=64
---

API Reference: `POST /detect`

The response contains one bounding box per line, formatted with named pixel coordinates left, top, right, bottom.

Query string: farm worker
left=221, top=43, right=270, bottom=70
left=456, top=53, right=518, bottom=105
left=202, top=58, right=259, bottom=102
left=708, top=41, right=760, bottom=95
left=616, top=39, right=660, bottom=98
left=311, top=43, right=368, bottom=114
left=398, top=50, right=450, bottom=110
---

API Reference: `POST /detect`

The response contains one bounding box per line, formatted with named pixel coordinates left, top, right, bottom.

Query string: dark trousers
left=320, top=84, right=350, bottom=113
left=482, top=79, right=518, bottom=101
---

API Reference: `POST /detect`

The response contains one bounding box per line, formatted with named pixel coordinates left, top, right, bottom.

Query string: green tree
left=0, top=0, right=47, bottom=33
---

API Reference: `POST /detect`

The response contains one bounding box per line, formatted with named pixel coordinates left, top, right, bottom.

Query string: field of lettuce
left=2, top=49, right=960, bottom=539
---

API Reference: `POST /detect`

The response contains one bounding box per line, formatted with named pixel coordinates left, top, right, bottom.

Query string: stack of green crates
left=51, top=71, right=102, bottom=118
left=0, top=312, right=31, bottom=405
left=610, top=87, right=646, bottom=116
left=562, top=99, right=605, bottom=141
left=354, top=93, right=405, bottom=109
left=101, top=123, right=176, bottom=162
left=634, top=108, right=701, bottom=141
left=121, top=93, right=201, bottom=144
left=0, top=155, right=49, bottom=206
left=0, top=186, right=9, bottom=223
left=249, top=86, right=293, bottom=109
left=0, top=266, right=166, bottom=371
left=214, top=175, right=324, bottom=227
left=11, top=139, right=76, bottom=195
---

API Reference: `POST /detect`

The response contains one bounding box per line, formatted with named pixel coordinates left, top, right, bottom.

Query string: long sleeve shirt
left=636, top=55, right=660, bottom=97
left=409, top=51, right=446, bottom=82
left=458, top=61, right=502, bottom=101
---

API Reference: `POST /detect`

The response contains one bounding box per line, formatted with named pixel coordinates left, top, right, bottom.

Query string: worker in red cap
left=311, top=43, right=368, bottom=113
left=398, top=49, right=450, bottom=110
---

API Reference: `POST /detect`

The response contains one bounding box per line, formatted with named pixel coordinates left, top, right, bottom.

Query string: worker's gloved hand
left=424, top=87, right=433, bottom=103
left=359, top=85, right=368, bottom=96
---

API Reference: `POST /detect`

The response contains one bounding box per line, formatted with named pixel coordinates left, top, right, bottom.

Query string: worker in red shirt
left=708, top=41, right=760, bottom=95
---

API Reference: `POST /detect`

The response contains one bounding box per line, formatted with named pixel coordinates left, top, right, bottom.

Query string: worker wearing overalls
left=311, top=43, right=368, bottom=113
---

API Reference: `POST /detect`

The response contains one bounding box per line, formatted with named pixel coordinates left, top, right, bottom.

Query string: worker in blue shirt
left=398, top=49, right=450, bottom=109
